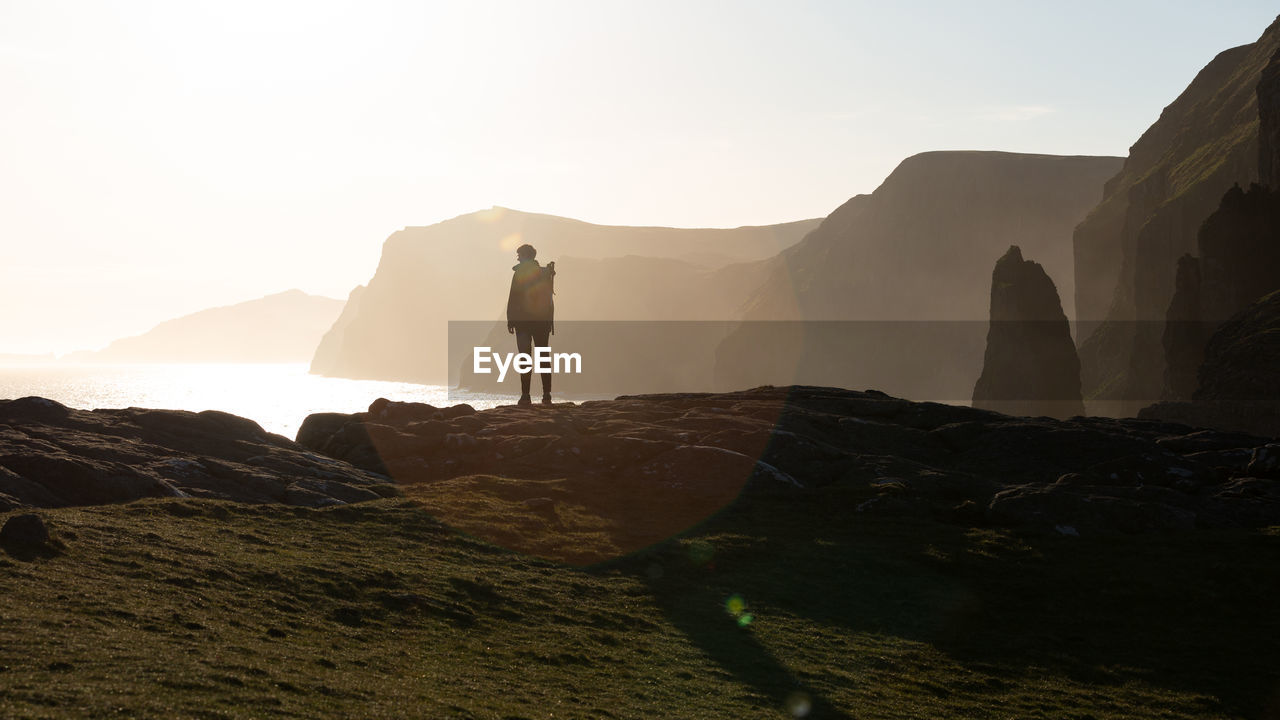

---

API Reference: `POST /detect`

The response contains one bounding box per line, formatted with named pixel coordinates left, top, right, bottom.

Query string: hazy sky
left=3, top=1, right=1278, bottom=354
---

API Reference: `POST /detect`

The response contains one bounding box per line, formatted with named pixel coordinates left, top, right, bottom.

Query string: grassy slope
left=1, top=481, right=1278, bottom=719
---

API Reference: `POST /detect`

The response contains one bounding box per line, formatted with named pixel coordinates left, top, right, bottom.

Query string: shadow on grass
left=643, top=565, right=854, bottom=719
left=621, top=485, right=1280, bottom=719
left=1, top=539, right=63, bottom=562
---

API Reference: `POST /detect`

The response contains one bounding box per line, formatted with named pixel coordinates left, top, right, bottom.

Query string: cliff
left=712, top=151, right=1120, bottom=400
left=1074, top=16, right=1280, bottom=410
left=309, top=208, right=818, bottom=384
left=1143, top=288, right=1280, bottom=437
left=1158, top=46, right=1280, bottom=406
left=739, top=151, right=1120, bottom=322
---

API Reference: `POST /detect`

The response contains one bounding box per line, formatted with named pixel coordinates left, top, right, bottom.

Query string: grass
left=0, top=479, right=1278, bottom=719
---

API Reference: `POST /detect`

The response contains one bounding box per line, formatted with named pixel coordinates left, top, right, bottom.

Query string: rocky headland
left=60, top=290, right=345, bottom=364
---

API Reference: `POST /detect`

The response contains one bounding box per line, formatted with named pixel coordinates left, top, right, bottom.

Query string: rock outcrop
left=1197, top=183, right=1280, bottom=321
left=1076, top=17, right=1280, bottom=411
left=712, top=152, right=1119, bottom=401
left=972, top=246, right=1084, bottom=419
left=0, top=397, right=396, bottom=509
left=1144, top=289, right=1280, bottom=437
left=1161, top=254, right=1206, bottom=401
left=1161, top=183, right=1280, bottom=403
left=298, top=386, right=1280, bottom=541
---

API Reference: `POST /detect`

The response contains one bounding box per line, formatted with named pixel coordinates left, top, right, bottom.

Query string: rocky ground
left=0, top=397, right=396, bottom=510
left=291, top=386, right=1280, bottom=563
left=4, top=386, right=1278, bottom=555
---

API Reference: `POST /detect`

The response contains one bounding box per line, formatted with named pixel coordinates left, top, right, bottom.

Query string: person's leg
left=515, top=326, right=533, bottom=404
left=534, top=323, right=552, bottom=403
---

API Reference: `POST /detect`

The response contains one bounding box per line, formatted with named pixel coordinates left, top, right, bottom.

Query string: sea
left=0, top=363, right=517, bottom=441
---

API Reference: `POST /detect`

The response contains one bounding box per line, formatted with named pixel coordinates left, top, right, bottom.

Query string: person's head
left=516, top=244, right=537, bottom=261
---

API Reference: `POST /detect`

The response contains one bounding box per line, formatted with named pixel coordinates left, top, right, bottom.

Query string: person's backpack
left=508, top=260, right=556, bottom=332
left=539, top=262, right=555, bottom=334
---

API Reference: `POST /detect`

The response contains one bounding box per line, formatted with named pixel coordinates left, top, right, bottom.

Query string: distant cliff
left=1074, top=16, right=1280, bottom=411
left=736, top=151, right=1121, bottom=323
left=63, top=290, right=344, bottom=364
left=310, top=208, right=819, bottom=384
left=713, top=151, right=1120, bottom=400
left=0, top=354, right=56, bottom=366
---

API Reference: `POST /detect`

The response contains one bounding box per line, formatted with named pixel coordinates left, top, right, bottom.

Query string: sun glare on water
left=0, top=364, right=510, bottom=440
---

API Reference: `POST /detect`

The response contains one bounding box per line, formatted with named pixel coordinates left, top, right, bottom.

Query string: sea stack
left=973, top=246, right=1086, bottom=419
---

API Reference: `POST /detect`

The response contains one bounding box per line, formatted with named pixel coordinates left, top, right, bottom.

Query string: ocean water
left=0, top=363, right=517, bottom=440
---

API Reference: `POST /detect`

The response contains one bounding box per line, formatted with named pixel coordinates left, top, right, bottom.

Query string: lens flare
left=785, top=691, right=812, bottom=718
left=725, top=594, right=746, bottom=615
left=500, top=232, right=523, bottom=251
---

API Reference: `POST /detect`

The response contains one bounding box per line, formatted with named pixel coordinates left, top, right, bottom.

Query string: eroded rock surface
left=0, top=397, right=396, bottom=509
left=1144, top=289, right=1280, bottom=437
left=299, top=386, right=1279, bottom=537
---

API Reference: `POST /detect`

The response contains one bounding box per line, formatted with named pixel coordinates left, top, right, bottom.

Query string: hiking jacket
left=507, top=259, right=555, bottom=331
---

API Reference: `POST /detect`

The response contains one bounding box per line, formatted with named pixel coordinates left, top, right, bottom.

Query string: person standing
left=506, top=243, right=555, bottom=405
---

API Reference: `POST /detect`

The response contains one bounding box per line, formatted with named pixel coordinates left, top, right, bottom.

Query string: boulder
left=0, top=513, right=50, bottom=546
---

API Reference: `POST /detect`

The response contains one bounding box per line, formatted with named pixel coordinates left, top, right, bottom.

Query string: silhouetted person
left=507, top=243, right=556, bottom=405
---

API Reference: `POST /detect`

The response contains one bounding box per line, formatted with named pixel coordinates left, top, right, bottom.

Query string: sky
left=2, top=0, right=1278, bottom=354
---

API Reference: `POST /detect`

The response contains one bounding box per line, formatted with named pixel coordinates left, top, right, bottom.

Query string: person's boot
left=541, top=393, right=553, bottom=406
left=519, top=371, right=532, bottom=406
